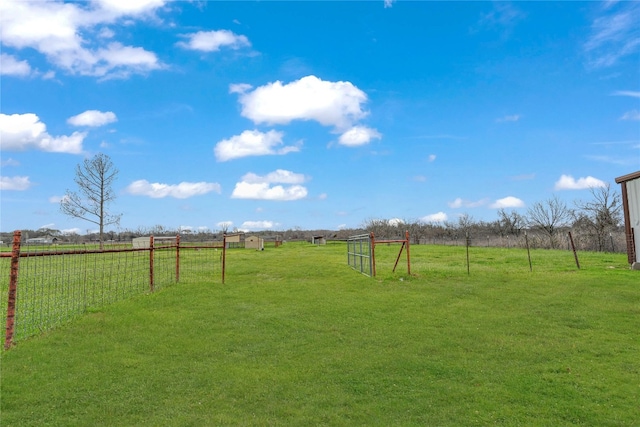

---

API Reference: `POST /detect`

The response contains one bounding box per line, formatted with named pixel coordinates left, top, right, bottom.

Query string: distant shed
left=615, top=170, right=640, bottom=267
left=132, top=236, right=150, bottom=248
left=245, top=235, right=264, bottom=250
left=311, top=236, right=326, bottom=245
left=224, top=233, right=243, bottom=248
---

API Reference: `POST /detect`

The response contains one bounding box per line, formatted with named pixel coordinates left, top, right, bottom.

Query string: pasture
left=1, top=241, right=638, bottom=426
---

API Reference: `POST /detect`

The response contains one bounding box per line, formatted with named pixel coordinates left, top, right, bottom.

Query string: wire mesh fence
left=1, top=234, right=222, bottom=348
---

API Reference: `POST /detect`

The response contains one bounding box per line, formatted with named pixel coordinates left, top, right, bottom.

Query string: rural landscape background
left=1, top=0, right=638, bottom=234
left=1, top=1, right=638, bottom=425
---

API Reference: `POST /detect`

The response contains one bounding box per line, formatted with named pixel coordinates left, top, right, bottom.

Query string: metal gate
left=347, top=233, right=373, bottom=276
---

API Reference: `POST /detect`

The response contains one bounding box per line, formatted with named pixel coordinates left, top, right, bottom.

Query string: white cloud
left=67, top=110, right=117, bottom=127
left=420, top=212, right=448, bottom=223
left=125, top=180, right=222, bottom=199
left=0, top=0, right=164, bottom=79
left=388, top=218, right=404, bottom=226
left=428, top=154, right=436, bottom=162
left=241, top=169, right=307, bottom=185
left=620, top=110, right=640, bottom=121
left=231, top=169, right=308, bottom=201
left=0, top=113, right=86, bottom=153
left=233, top=75, right=369, bottom=130
left=61, top=227, right=82, bottom=235
left=338, top=126, right=381, bottom=147
left=490, top=196, right=525, bottom=209
left=479, top=2, right=526, bottom=30
left=584, top=2, right=640, bottom=68
left=49, top=195, right=69, bottom=203
left=384, top=0, right=396, bottom=8
left=177, top=30, right=250, bottom=52
left=0, top=176, right=31, bottom=190
left=554, top=174, right=607, bottom=190
left=214, top=129, right=299, bottom=162
left=448, top=197, right=488, bottom=208
left=231, top=182, right=308, bottom=201
left=612, top=90, right=640, bottom=98
left=229, top=83, right=252, bottom=94
left=0, top=53, right=31, bottom=76
left=1, top=158, right=20, bottom=167
left=240, top=220, right=276, bottom=231
left=496, top=114, right=521, bottom=123
left=94, top=0, right=165, bottom=15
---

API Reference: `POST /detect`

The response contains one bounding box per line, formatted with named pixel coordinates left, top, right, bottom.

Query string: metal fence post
left=149, top=235, right=155, bottom=292
left=406, top=230, right=411, bottom=276
left=176, top=234, right=180, bottom=283
left=370, top=232, right=376, bottom=277
left=568, top=232, right=580, bottom=270
left=5, top=231, right=22, bottom=350
left=222, top=234, right=227, bottom=284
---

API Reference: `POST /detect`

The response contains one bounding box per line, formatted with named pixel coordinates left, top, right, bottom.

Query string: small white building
left=132, top=237, right=151, bottom=248
left=245, top=235, right=264, bottom=250
left=616, top=171, right=640, bottom=268
left=224, top=233, right=243, bottom=248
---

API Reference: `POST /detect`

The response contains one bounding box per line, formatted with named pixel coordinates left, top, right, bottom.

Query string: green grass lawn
left=1, top=242, right=638, bottom=426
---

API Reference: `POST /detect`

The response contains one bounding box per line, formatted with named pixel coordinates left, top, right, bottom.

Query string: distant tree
left=218, top=222, right=230, bottom=234
left=572, top=184, right=622, bottom=251
left=496, top=209, right=526, bottom=237
left=457, top=213, right=475, bottom=234
left=526, top=196, right=572, bottom=249
left=36, top=227, right=61, bottom=237
left=60, top=153, right=121, bottom=249
left=362, top=218, right=388, bottom=237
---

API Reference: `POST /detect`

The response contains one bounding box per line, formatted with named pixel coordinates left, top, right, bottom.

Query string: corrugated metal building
left=615, top=171, right=640, bottom=267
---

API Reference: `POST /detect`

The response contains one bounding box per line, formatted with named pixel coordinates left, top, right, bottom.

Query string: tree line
left=1, top=153, right=625, bottom=253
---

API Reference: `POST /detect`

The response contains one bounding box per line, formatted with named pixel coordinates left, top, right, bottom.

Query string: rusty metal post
left=149, top=235, right=155, bottom=292
left=406, top=230, right=411, bottom=275
left=466, top=232, right=470, bottom=275
left=568, top=232, right=580, bottom=269
left=5, top=231, right=22, bottom=350
left=175, top=234, right=180, bottom=283
left=222, top=234, right=227, bottom=284
left=525, top=231, right=532, bottom=272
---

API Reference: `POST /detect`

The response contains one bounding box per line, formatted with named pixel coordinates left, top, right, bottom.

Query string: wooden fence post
left=5, top=231, right=22, bottom=350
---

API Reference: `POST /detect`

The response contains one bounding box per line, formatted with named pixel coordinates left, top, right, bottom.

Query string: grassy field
left=1, top=242, right=638, bottom=426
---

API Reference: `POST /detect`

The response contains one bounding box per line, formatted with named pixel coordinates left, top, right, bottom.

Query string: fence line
left=2, top=231, right=224, bottom=349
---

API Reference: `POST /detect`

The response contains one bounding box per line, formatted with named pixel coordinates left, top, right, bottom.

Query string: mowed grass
left=1, top=242, right=639, bottom=426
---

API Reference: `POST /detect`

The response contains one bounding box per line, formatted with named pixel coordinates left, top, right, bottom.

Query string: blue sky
left=1, top=0, right=639, bottom=235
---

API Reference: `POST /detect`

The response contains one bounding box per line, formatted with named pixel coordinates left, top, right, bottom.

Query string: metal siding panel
left=627, top=178, right=640, bottom=261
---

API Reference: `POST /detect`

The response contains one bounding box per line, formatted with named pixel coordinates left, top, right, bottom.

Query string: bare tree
left=572, top=184, right=622, bottom=251
left=457, top=213, right=475, bottom=234
left=526, top=195, right=572, bottom=249
left=496, top=209, right=526, bottom=237
left=61, top=153, right=121, bottom=248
